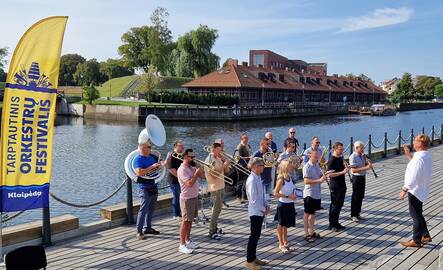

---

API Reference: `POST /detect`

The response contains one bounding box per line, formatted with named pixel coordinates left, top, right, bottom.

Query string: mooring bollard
left=431, top=126, right=435, bottom=146
left=383, top=132, right=387, bottom=158
left=410, top=128, right=414, bottom=149
left=368, top=134, right=372, bottom=159
left=350, top=137, right=354, bottom=156
left=440, top=124, right=443, bottom=144
left=329, top=140, right=332, bottom=157
left=126, top=176, right=134, bottom=224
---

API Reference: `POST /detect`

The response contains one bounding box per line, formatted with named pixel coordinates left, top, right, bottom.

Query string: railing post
left=441, top=124, right=443, bottom=144
left=368, top=134, right=372, bottom=159
left=410, top=128, right=414, bottom=149
left=431, top=126, right=435, bottom=146
left=126, top=176, right=134, bottom=224
left=422, top=127, right=425, bottom=135
left=42, top=207, right=52, bottom=246
left=398, top=130, right=402, bottom=155
left=303, top=143, right=306, bottom=152
left=350, top=137, right=354, bottom=156
left=329, top=140, right=332, bottom=158
left=383, top=132, right=387, bottom=158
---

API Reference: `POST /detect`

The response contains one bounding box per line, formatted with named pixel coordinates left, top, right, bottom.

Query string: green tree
left=435, top=84, right=443, bottom=98
left=390, top=72, right=415, bottom=103
left=59, top=54, right=86, bottom=86
left=0, top=47, right=8, bottom=69
left=137, top=65, right=160, bottom=103
left=172, top=25, right=219, bottom=78
left=415, top=76, right=442, bottom=100
left=74, top=59, right=105, bottom=86
left=100, top=58, right=134, bottom=80
left=118, top=7, right=174, bottom=74
left=0, top=47, right=8, bottom=81
left=82, top=84, right=100, bottom=104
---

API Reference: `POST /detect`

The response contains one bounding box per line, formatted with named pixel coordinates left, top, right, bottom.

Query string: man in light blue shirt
left=302, top=136, right=324, bottom=166
left=245, top=157, right=269, bottom=269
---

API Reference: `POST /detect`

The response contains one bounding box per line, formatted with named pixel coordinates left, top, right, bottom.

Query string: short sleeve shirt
left=349, top=152, right=366, bottom=176
left=236, top=143, right=251, bottom=167
left=133, top=154, right=158, bottom=189
left=167, top=152, right=183, bottom=185
left=302, top=161, right=322, bottom=199
left=178, top=164, right=199, bottom=199
left=253, top=150, right=273, bottom=184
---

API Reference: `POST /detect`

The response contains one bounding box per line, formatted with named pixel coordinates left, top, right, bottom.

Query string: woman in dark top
left=327, top=142, right=350, bottom=231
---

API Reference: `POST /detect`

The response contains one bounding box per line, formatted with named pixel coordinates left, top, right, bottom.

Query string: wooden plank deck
left=3, top=144, right=443, bottom=269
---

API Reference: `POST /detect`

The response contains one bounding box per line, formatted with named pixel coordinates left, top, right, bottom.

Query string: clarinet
left=363, top=154, right=378, bottom=178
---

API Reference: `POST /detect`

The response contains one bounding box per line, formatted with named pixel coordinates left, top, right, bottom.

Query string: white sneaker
left=186, top=239, right=197, bottom=249
left=179, top=244, right=194, bottom=254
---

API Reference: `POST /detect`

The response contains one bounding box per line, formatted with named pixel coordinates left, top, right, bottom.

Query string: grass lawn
left=157, top=76, right=192, bottom=89
left=96, top=75, right=138, bottom=98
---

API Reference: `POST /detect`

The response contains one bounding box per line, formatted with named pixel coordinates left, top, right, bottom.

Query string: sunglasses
left=315, top=142, right=320, bottom=144
left=187, top=156, right=195, bottom=159
left=145, top=145, right=152, bottom=149
left=290, top=132, right=296, bottom=134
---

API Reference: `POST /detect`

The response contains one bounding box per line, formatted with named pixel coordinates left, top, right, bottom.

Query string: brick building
left=183, top=50, right=387, bottom=105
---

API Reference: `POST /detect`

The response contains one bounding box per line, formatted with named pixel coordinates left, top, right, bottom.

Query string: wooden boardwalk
left=4, top=145, right=443, bottom=269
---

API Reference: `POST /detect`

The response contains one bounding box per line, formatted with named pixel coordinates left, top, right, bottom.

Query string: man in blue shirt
left=253, top=138, right=274, bottom=202
left=134, top=141, right=162, bottom=240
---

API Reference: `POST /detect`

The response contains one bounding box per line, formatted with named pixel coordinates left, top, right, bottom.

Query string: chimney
left=242, top=61, right=248, bottom=67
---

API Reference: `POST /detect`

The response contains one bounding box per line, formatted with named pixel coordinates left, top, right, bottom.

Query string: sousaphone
left=124, top=114, right=167, bottom=183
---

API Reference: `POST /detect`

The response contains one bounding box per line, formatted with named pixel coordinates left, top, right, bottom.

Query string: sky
left=1, top=0, right=443, bottom=83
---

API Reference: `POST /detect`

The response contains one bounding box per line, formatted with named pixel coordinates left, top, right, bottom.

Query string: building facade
left=183, top=50, right=387, bottom=105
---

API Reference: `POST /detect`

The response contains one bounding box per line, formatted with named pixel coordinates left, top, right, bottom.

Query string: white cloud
left=339, top=7, right=414, bottom=33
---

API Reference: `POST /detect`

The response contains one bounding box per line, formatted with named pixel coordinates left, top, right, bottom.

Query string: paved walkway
left=4, top=145, right=443, bottom=269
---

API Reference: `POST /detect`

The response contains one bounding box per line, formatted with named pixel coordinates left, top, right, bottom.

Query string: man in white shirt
left=399, top=134, right=433, bottom=248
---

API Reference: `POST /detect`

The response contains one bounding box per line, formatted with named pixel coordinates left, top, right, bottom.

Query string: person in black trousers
left=327, top=142, right=350, bottom=231
left=400, top=135, right=433, bottom=248
left=349, top=141, right=373, bottom=222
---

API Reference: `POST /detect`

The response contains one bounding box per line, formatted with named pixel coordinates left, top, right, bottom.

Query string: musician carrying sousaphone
left=124, top=115, right=167, bottom=240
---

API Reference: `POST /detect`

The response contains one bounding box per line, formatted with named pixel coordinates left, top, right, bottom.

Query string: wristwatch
left=402, top=187, right=408, bottom=192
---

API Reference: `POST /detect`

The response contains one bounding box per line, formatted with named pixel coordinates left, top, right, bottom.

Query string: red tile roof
left=182, top=64, right=387, bottom=95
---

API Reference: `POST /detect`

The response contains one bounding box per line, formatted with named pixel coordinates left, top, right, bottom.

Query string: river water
left=3, top=109, right=443, bottom=227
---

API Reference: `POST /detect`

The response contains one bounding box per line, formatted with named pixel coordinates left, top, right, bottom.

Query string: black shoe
left=328, top=226, right=339, bottom=232
left=319, top=206, right=325, bottom=210
left=208, top=232, right=221, bottom=240
left=336, top=224, right=346, bottom=231
left=144, top=228, right=160, bottom=235
left=223, top=202, right=230, bottom=208
left=216, top=227, right=225, bottom=235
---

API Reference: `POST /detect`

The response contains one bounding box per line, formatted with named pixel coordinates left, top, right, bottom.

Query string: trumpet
left=172, top=152, right=234, bottom=185
left=203, top=145, right=250, bottom=176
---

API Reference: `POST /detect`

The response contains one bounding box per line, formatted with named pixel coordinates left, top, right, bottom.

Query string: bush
left=144, top=91, right=238, bottom=106
left=82, top=84, right=100, bottom=104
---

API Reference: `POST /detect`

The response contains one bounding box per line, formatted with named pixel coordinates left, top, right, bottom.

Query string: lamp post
left=353, top=88, right=356, bottom=105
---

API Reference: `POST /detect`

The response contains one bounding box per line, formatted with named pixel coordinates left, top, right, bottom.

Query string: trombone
left=172, top=152, right=234, bottom=185
left=203, top=145, right=250, bottom=176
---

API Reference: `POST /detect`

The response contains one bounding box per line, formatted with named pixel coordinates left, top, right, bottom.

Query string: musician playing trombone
left=205, top=142, right=230, bottom=240
left=349, top=141, right=373, bottom=223
left=177, top=148, right=203, bottom=254
left=235, top=133, right=252, bottom=203
left=134, top=140, right=163, bottom=240
left=327, top=142, right=350, bottom=232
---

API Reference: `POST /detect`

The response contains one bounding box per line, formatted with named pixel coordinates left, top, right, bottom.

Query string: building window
left=253, top=54, right=264, bottom=67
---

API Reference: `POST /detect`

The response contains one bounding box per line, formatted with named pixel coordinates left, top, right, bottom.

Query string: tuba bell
left=124, top=114, right=167, bottom=184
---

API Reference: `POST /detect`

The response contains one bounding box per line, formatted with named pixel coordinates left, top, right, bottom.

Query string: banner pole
left=1, top=212, right=3, bottom=262
left=42, top=207, right=52, bottom=246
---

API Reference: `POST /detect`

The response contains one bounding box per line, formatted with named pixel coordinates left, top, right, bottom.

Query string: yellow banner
left=1, top=16, right=68, bottom=212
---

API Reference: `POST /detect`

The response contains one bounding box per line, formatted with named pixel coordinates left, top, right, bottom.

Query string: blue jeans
left=136, top=188, right=158, bottom=234
left=170, top=183, right=182, bottom=217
